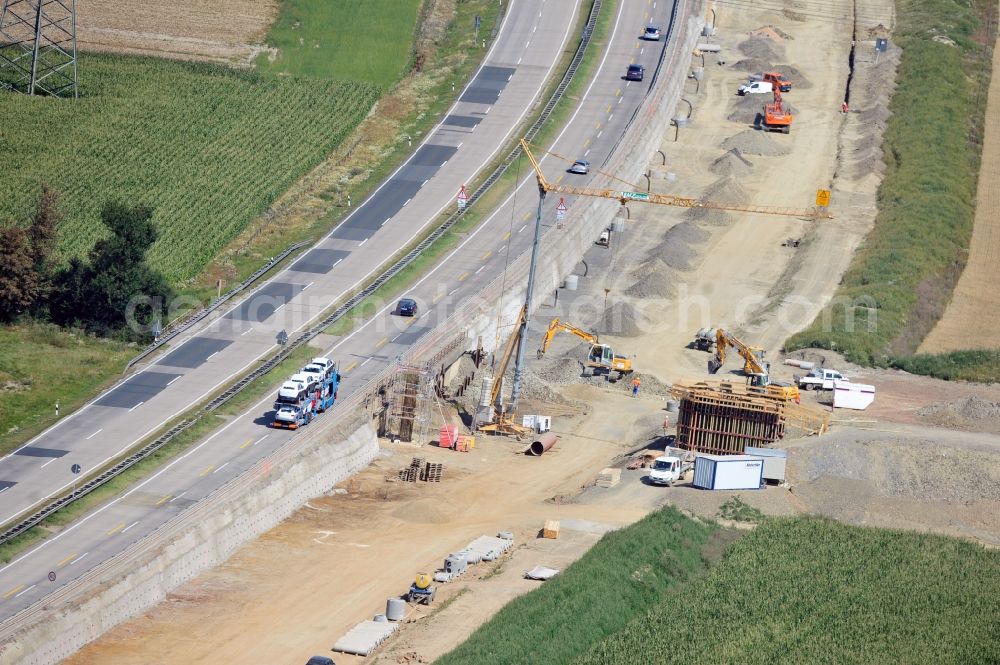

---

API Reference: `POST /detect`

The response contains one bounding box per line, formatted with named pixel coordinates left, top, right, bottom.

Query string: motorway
left=0, top=0, right=676, bottom=624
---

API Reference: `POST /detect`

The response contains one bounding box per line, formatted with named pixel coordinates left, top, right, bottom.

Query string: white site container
left=692, top=454, right=764, bottom=490
left=833, top=380, right=875, bottom=410
left=743, top=447, right=787, bottom=483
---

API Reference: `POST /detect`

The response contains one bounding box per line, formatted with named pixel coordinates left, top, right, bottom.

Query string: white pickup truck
left=648, top=456, right=692, bottom=486
left=796, top=368, right=847, bottom=391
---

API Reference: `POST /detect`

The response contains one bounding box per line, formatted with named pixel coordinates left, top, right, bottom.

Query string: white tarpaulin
left=833, top=380, right=875, bottom=410
left=525, top=566, right=560, bottom=580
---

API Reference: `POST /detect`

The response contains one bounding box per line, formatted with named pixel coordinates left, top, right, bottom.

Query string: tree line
left=0, top=186, right=172, bottom=339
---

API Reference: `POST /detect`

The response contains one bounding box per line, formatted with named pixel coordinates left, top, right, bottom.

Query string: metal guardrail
left=0, top=0, right=604, bottom=547
left=124, top=240, right=311, bottom=372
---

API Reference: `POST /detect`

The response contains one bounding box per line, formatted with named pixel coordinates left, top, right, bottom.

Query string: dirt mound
left=710, top=149, right=755, bottom=177
left=732, top=57, right=772, bottom=73
left=721, top=129, right=791, bottom=157
left=749, top=25, right=792, bottom=40
left=916, top=397, right=1000, bottom=432
left=625, top=258, right=676, bottom=298
left=392, top=499, right=451, bottom=524
left=685, top=177, right=751, bottom=226
left=738, top=37, right=784, bottom=62
left=728, top=94, right=798, bottom=125
left=535, top=355, right=586, bottom=384
left=774, top=64, right=813, bottom=88
left=600, top=301, right=646, bottom=337
left=653, top=221, right=710, bottom=268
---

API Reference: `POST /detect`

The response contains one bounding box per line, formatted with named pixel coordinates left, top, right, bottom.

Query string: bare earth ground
left=76, top=0, right=278, bottom=64
left=64, top=0, right=1000, bottom=663
left=920, top=29, right=1000, bottom=352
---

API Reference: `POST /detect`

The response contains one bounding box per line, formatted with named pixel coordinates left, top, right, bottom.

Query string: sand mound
left=749, top=25, right=792, bottom=40
left=738, top=37, right=783, bottom=62
left=600, top=301, right=646, bottom=337
left=392, top=499, right=450, bottom=524
left=721, top=129, right=790, bottom=156
left=732, top=57, right=771, bottom=73
left=774, top=64, right=812, bottom=88
left=625, top=258, right=676, bottom=298
left=710, top=149, right=755, bottom=176
left=685, top=177, right=752, bottom=226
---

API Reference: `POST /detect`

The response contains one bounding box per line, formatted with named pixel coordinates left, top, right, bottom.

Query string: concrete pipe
left=528, top=432, right=558, bottom=456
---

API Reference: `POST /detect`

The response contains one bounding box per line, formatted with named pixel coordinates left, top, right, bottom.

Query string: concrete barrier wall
left=417, top=0, right=707, bottom=358
left=0, top=417, right=377, bottom=665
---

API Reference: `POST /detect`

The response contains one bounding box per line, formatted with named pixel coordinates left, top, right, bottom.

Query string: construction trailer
left=692, top=454, right=764, bottom=490
left=671, top=380, right=828, bottom=455
left=744, top=446, right=788, bottom=483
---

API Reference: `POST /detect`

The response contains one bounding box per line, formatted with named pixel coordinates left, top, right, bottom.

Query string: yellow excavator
left=710, top=329, right=799, bottom=402
left=537, top=318, right=633, bottom=381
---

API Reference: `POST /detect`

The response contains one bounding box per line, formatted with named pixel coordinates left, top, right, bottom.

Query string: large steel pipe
left=528, top=432, right=558, bottom=456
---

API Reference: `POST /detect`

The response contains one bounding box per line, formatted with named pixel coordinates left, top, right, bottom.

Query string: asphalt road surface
left=0, top=0, right=675, bottom=622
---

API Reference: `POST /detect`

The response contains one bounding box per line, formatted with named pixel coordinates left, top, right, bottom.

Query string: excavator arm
left=538, top=317, right=599, bottom=357
left=713, top=329, right=767, bottom=376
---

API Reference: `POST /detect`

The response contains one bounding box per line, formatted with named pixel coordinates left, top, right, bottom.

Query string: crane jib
left=619, top=191, right=649, bottom=201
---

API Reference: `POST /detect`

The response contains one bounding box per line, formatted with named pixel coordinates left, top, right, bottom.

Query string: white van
left=738, top=80, right=773, bottom=96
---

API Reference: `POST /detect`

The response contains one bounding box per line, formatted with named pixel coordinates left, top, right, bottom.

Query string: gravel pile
left=652, top=221, right=709, bottom=269
left=625, top=257, right=676, bottom=298
left=774, top=64, right=812, bottom=88
left=534, top=355, right=585, bottom=384
left=738, top=37, right=784, bottom=62
left=917, top=397, right=1000, bottom=426
left=685, top=177, right=751, bottom=225
left=600, top=301, right=646, bottom=337
left=710, top=148, right=755, bottom=177
left=732, top=57, right=772, bottom=73
left=721, top=129, right=791, bottom=157
left=445, top=353, right=479, bottom=393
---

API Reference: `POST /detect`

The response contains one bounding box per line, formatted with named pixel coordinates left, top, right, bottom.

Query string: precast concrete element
left=0, top=417, right=377, bottom=665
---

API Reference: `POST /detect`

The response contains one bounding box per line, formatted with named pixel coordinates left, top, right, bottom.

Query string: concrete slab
left=332, top=620, right=397, bottom=656
left=14, top=447, right=68, bottom=459
left=460, top=65, right=516, bottom=104
left=289, top=248, right=350, bottom=274
left=393, top=327, right=431, bottom=347
left=331, top=179, right=422, bottom=240
left=0, top=481, right=15, bottom=493
left=443, top=114, right=484, bottom=129
left=95, top=372, right=184, bottom=409
left=157, top=337, right=233, bottom=369
left=224, top=282, right=306, bottom=322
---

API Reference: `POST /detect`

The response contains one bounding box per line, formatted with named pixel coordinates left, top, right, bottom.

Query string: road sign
left=71, top=463, right=81, bottom=475
left=620, top=191, right=650, bottom=202
left=277, top=329, right=288, bottom=346
left=815, top=189, right=831, bottom=207
left=48, top=571, right=56, bottom=582
left=875, top=37, right=888, bottom=52
left=555, top=198, right=567, bottom=221
left=475, top=14, right=481, bottom=29
left=152, top=319, right=162, bottom=340
left=457, top=185, right=469, bottom=211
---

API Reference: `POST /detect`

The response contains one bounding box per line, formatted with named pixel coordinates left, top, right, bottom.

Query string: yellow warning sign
left=815, top=189, right=831, bottom=207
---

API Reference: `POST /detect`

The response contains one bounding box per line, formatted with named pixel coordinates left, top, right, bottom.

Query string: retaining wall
left=0, top=417, right=377, bottom=665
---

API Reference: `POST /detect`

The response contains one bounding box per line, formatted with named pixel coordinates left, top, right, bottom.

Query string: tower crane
left=520, top=139, right=831, bottom=219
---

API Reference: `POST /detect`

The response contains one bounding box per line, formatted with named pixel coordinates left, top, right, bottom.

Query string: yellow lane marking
left=155, top=494, right=172, bottom=506
left=502, top=231, right=512, bottom=241
left=584, top=138, right=591, bottom=147
left=556, top=174, right=565, bottom=184
left=481, top=250, right=492, bottom=261
left=375, top=337, right=388, bottom=349
left=616, top=88, right=622, bottom=97
left=607, top=104, right=612, bottom=113
left=57, top=553, right=77, bottom=568
left=595, top=121, right=602, bottom=129
left=3, top=585, right=25, bottom=600
left=239, top=438, right=253, bottom=449
left=432, top=293, right=444, bottom=304
left=106, top=523, right=125, bottom=536
left=457, top=272, right=469, bottom=282
left=343, top=361, right=359, bottom=373
left=523, top=212, right=532, bottom=221
left=198, top=465, right=214, bottom=478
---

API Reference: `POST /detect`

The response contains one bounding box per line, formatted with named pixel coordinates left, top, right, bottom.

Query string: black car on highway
left=626, top=64, right=645, bottom=81
left=397, top=297, right=418, bottom=317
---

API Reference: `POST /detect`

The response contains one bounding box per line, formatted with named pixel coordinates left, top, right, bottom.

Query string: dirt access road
left=920, top=28, right=1000, bottom=353
left=77, top=0, right=277, bottom=63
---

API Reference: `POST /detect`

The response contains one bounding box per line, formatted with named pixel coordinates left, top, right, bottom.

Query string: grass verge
left=579, top=517, right=1000, bottom=664
left=785, top=0, right=992, bottom=369
left=888, top=348, right=1000, bottom=381
left=435, top=506, right=721, bottom=665
left=0, top=323, right=133, bottom=456
left=255, top=0, right=422, bottom=84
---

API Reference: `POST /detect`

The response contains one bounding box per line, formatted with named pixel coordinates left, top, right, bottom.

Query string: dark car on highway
left=626, top=64, right=645, bottom=81
left=397, top=297, right=418, bottom=317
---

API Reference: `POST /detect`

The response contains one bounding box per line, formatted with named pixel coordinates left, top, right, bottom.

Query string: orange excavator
left=762, top=90, right=793, bottom=134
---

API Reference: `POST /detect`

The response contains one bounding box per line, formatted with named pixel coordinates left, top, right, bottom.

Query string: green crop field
left=0, top=56, right=378, bottom=282
left=255, top=0, right=422, bottom=84
left=436, top=507, right=721, bottom=665
left=580, top=518, right=1000, bottom=664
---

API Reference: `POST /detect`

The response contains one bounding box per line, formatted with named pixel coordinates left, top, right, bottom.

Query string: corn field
left=0, top=54, right=379, bottom=282
left=578, top=517, right=1000, bottom=664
